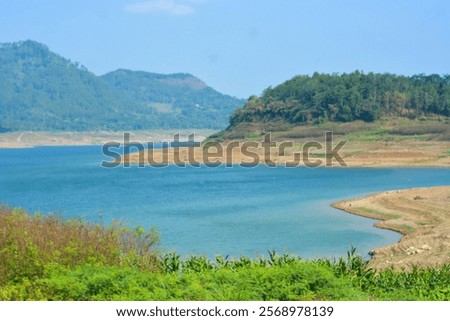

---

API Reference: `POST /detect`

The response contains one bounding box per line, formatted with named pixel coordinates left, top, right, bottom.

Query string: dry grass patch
left=0, top=207, right=159, bottom=285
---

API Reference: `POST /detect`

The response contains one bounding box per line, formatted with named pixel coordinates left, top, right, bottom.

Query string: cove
left=1, top=145, right=449, bottom=259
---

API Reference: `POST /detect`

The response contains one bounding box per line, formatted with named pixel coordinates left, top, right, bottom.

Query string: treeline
left=229, top=72, right=450, bottom=126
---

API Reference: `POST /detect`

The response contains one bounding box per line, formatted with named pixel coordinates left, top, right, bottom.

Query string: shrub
left=0, top=207, right=159, bottom=285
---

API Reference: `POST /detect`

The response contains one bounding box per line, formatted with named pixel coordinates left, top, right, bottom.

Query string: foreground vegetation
left=0, top=207, right=448, bottom=300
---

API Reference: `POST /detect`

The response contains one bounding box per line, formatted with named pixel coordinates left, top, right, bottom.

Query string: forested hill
left=0, top=40, right=244, bottom=131
left=101, top=70, right=244, bottom=129
left=229, top=72, right=450, bottom=127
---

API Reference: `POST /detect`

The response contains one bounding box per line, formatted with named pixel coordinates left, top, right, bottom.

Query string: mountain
left=0, top=40, right=151, bottom=131
left=0, top=40, right=244, bottom=131
left=101, top=70, right=244, bottom=129
left=225, top=71, right=450, bottom=131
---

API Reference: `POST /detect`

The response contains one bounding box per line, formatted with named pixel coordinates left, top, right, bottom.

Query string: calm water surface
left=1, top=145, right=449, bottom=259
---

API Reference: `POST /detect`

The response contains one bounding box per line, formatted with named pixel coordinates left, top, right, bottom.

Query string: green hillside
left=102, top=69, right=244, bottom=129
left=228, top=72, right=450, bottom=128
left=0, top=40, right=243, bottom=131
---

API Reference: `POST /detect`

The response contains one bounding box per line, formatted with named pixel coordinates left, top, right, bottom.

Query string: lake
left=1, top=145, right=449, bottom=259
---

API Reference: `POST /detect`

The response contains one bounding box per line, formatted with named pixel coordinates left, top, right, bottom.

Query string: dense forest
left=229, top=72, right=450, bottom=127
left=0, top=40, right=244, bottom=131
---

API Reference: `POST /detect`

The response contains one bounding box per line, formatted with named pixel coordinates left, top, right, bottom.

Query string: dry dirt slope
left=333, top=186, right=450, bottom=270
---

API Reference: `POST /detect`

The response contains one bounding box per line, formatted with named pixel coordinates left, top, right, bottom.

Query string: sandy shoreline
left=2, top=131, right=449, bottom=168
left=332, top=186, right=450, bottom=270
left=0, top=130, right=215, bottom=149
left=123, top=139, right=450, bottom=168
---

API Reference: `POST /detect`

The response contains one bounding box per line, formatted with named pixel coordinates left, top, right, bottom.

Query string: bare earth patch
left=0, top=130, right=215, bottom=148
left=341, top=140, right=450, bottom=167
left=125, top=139, right=450, bottom=167
left=332, top=186, right=450, bottom=270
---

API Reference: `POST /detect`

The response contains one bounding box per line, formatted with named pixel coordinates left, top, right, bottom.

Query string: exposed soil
left=0, top=130, right=214, bottom=148
left=332, top=186, right=450, bottom=270
left=124, top=139, right=450, bottom=168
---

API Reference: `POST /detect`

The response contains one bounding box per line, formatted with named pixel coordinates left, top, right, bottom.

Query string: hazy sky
left=1, top=0, right=449, bottom=98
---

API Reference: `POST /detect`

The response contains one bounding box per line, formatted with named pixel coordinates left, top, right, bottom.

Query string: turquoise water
left=1, top=145, right=449, bottom=259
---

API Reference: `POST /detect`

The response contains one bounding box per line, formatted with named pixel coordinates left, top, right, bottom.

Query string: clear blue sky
left=1, top=0, right=449, bottom=98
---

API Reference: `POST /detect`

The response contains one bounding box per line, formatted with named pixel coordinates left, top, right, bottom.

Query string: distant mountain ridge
left=0, top=40, right=244, bottom=131
left=101, top=69, right=242, bottom=129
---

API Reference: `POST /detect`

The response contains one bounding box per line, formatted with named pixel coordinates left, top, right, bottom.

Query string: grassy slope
left=200, top=117, right=450, bottom=168
left=213, top=117, right=450, bottom=142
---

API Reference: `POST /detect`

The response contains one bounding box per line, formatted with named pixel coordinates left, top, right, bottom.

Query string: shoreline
left=122, top=134, right=450, bottom=168
left=0, top=184, right=448, bottom=270
left=1, top=132, right=449, bottom=269
left=1, top=131, right=449, bottom=168
left=332, top=186, right=450, bottom=270
left=122, top=141, right=450, bottom=168
left=0, top=130, right=215, bottom=149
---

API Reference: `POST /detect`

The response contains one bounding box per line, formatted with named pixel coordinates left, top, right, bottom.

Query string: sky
left=0, top=0, right=449, bottom=98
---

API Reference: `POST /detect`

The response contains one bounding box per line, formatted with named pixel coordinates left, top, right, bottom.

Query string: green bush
left=0, top=261, right=366, bottom=301
left=0, top=207, right=159, bottom=285
left=1, top=255, right=448, bottom=301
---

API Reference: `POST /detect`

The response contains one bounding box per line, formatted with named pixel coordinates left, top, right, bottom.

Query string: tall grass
left=0, top=207, right=159, bottom=285
left=388, top=123, right=449, bottom=135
